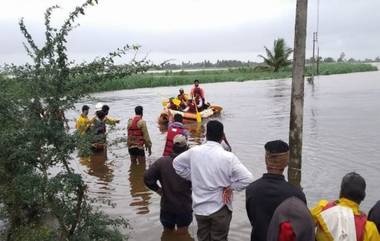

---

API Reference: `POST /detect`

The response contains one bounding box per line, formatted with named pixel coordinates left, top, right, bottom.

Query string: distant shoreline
left=93, top=63, right=378, bottom=92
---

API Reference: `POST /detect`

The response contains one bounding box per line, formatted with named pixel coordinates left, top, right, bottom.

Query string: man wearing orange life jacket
left=163, top=114, right=189, bottom=157
left=127, top=106, right=152, bottom=163
left=190, top=79, right=205, bottom=100
left=311, top=172, right=380, bottom=241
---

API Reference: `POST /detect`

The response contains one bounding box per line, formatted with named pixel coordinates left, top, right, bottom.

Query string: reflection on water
left=161, top=231, right=194, bottom=241
left=185, top=123, right=205, bottom=146
left=80, top=149, right=114, bottom=184
left=128, top=162, right=152, bottom=215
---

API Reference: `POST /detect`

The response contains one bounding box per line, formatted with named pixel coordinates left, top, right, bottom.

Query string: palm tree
left=258, top=38, right=293, bottom=72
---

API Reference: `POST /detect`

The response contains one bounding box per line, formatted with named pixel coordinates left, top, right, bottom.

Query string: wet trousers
left=195, top=206, right=232, bottom=241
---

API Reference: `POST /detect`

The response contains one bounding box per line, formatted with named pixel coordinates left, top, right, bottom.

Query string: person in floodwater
left=89, top=110, right=107, bottom=151
left=76, top=105, right=91, bottom=135
left=162, top=114, right=188, bottom=157
left=369, top=201, right=380, bottom=232
left=267, top=197, right=315, bottom=241
left=144, top=135, right=192, bottom=235
left=127, top=106, right=152, bottom=163
left=173, top=120, right=253, bottom=241
left=245, top=140, right=306, bottom=241
left=311, top=172, right=380, bottom=241
left=101, top=104, right=120, bottom=125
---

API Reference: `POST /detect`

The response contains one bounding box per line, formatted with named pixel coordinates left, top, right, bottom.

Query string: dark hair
left=264, top=140, right=289, bottom=154
left=173, top=114, right=183, bottom=123
left=206, top=120, right=224, bottom=142
left=340, top=172, right=366, bottom=204
left=194, top=79, right=199, bottom=84
left=173, top=143, right=188, bottom=155
left=135, top=106, right=143, bottom=115
left=96, top=110, right=106, bottom=120
left=82, top=105, right=89, bottom=112
left=101, top=104, right=110, bottom=114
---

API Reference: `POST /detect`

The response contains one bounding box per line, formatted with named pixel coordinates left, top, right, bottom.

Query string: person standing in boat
left=127, top=106, right=152, bottom=163
left=163, top=114, right=189, bottom=157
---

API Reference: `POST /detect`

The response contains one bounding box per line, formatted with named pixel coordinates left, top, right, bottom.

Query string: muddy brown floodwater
left=66, top=70, right=380, bottom=241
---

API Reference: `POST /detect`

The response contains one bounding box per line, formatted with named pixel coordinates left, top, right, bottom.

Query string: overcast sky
left=1, top=0, right=380, bottom=64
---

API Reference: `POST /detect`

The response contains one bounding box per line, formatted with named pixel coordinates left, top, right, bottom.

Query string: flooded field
left=66, top=70, right=380, bottom=241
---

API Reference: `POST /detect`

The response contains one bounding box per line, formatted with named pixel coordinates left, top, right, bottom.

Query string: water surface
left=67, top=70, right=380, bottom=241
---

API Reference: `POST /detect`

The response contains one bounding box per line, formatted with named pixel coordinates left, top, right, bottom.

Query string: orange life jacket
left=162, top=122, right=186, bottom=156
left=127, top=116, right=144, bottom=147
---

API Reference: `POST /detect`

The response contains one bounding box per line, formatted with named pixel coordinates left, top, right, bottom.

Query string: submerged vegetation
left=0, top=1, right=150, bottom=241
left=92, top=63, right=378, bottom=92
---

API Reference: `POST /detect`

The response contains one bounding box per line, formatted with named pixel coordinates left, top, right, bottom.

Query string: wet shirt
left=144, top=155, right=192, bottom=214
left=245, top=173, right=306, bottom=241
left=173, top=141, right=254, bottom=216
left=76, top=114, right=91, bottom=134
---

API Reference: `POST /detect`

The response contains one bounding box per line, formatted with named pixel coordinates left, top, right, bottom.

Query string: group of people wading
left=75, top=81, right=380, bottom=241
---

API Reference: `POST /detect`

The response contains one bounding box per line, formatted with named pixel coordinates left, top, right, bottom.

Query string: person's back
left=144, top=135, right=192, bottom=233
left=246, top=174, right=306, bottom=241
left=174, top=120, right=253, bottom=241
left=127, top=106, right=152, bottom=163
left=267, top=197, right=315, bottom=241
left=245, top=140, right=306, bottom=241
left=163, top=114, right=188, bottom=156
left=311, top=172, right=380, bottom=241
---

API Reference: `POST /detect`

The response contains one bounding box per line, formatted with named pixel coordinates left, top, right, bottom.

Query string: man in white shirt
left=173, top=120, right=254, bottom=241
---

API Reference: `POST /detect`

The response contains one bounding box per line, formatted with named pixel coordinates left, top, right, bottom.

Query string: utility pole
left=288, top=0, right=308, bottom=187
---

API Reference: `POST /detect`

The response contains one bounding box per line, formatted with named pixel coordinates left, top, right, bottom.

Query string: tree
left=288, top=0, right=308, bottom=187
left=323, top=57, right=335, bottom=63
left=0, top=1, right=150, bottom=240
left=337, top=52, right=346, bottom=62
left=258, top=38, right=293, bottom=72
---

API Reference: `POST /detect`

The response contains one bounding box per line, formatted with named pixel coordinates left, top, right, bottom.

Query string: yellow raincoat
left=311, top=198, right=380, bottom=241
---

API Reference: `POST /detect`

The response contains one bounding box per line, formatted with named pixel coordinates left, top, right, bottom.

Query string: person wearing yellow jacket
left=311, top=172, right=380, bottom=241
left=76, top=105, right=91, bottom=135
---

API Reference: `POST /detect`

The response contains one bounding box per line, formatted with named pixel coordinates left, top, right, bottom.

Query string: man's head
left=264, top=140, right=289, bottom=174
left=173, top=113, right=183, bottom=123
left=135, top=106, right=143, bottom=116
left=96, top=110, right=106, bottom=120
left=82, top=105, right=89, bottom=116
left=179, top=88, right=184, bottom=94
left=172, top=134, right=188, bottom=155
left=194, top=79, right=200, bottom=87
left=102, top=105, right=110, bottom=115
left=339, top=172, right=366, bottom=204
left=206, top=120, right=224, bottom=143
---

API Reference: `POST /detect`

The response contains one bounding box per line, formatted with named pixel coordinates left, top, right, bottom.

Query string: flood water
left=66, top=70, right=380, bottom=241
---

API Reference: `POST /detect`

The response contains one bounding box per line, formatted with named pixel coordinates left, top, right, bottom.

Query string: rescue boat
left=158, top=105, right=223, bottom=124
